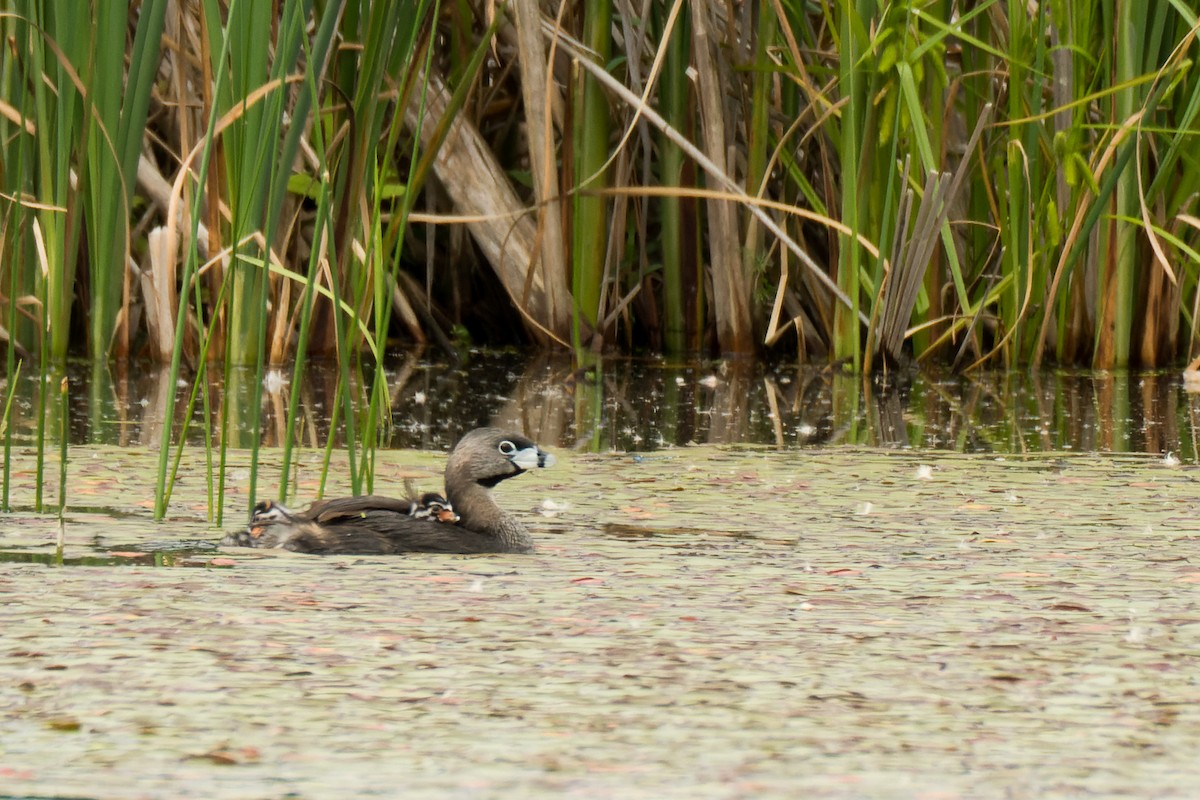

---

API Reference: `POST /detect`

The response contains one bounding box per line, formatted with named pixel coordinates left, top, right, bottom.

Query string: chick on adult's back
left=221, top=427, right=555, bottom=554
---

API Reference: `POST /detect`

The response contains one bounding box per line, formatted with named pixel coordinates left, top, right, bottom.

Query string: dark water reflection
left=2, top=351, right=1199, bottom=457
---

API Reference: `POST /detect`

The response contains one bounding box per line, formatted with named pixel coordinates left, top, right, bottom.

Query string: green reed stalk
left=337, top=350, right=362, bottom=498
left=377, top=3, right=509, bottom=355
left=210, top=0, right=314, bottom=376
left=0, top=12, right=27, bottom=353
left=1018, top=2, right=1050, bottom=365
left=28, top=2, right=79, bottom=361
left=310, top=0, right=431, bottom=497
left=202, top=359, right=215, bottom=520
left=162, top=256, right=236, bottom=518
left=154, top=5, right=233, bottom=519
left=80, top=0, right=166, bottom=360
left=743, top=4, right=778, bottom=336
left=746, top=9, right=772, bottom=226
left=1049, top=0, right=1090, bottom=363
left=348, top=175, right=393, bottom=494
left=239, top=0, right=331, bottom=514
left=278, top=193, right=332, bottom=503
left=326, top=0, right=416, bottom=404
left=158, top=0, right=321, bottom=520
left=954, top=2, right=1000, bottom=359
left=318, top=379, right=345, bottom=499
left=1030, top=11, right=1055, bottom=365
left=658, top=4, right=693, bottom=354
left=913, top=0, right=949, bottom=357
left=277, top=4, right=345, bottom=503
left=1143, top=34, right=1200, bottom=211
left=1, top=360, right=19, bottom=511
left=1139, top=31, right=1200, bottom=363
left=214, top=0, right=272, bottom=368
left=1, top=93, right=25, bottom=512
left=360, top=7, right=446, bottom=494
left=834, top=0, right=872, bottom=371
left=1096, top=1, right=1142, bottom=367
left=999, top=0, right=1030, bottom=367
left=343, top=18, right=403, bottom=496
left=57, top=375, right=67, bottom=519
left=216, top=354, right=236, bottom=524
left=33, top=286, right=48, bottom=513
left=863, top=138, right=901, bottom=368
left=361, top=1, right=444, bottom=491
left=327, top=244, right=361, bottom=495
left=361, top=205, right=386, bottom=494
left=572, top=0, right=612, bottom=351
left=575, top=354, right=605, bottom=451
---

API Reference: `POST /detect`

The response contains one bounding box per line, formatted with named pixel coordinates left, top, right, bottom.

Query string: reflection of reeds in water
left=66, top=365, right=1200, bottom=461
left=491, top=353, right=575, bottom=447
left=6, top=360, right=1200, bottom=518
left=869, top=379, right=908, bottom=449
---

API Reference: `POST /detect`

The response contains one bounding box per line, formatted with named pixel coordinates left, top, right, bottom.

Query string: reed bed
left=2, top=0, right=1200, bottom=517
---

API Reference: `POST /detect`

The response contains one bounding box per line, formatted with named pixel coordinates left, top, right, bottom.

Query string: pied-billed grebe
left=220, top=427, right=555, bottom=554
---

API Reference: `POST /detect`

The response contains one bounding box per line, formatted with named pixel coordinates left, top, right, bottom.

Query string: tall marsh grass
left=2, top=1, right=1200, bottom=518
left=8, top=0, right=1200, bottom=370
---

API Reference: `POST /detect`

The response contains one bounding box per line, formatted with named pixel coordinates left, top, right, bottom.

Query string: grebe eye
left=498, top=440, right=516, bottom=455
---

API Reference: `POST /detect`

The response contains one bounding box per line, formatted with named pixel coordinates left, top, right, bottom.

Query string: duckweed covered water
left=1, top=443, right=1199, bottom=797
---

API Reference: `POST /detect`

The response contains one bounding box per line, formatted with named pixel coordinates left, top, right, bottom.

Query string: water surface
left=3, top=355, right=1200, bottom=797
left=1, top=445, right=1198, bottom=798
left=2, top=351, right=1198, bottom=455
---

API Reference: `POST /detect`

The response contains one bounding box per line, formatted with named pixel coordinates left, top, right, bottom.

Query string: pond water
left=3, top=350, right=1200, bottom=455
left=2, top=354, right=1200, bottom=797
left=2, top=444, right=1199, bottom=797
